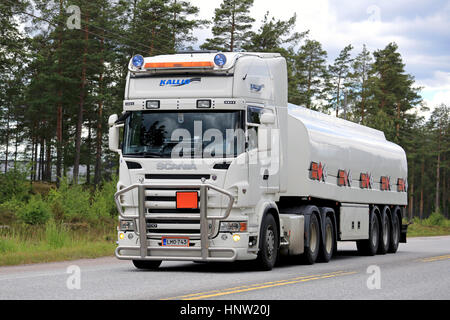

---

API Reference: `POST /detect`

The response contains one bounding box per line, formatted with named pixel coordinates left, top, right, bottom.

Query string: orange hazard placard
left=176, top=192, right=198, bottom=209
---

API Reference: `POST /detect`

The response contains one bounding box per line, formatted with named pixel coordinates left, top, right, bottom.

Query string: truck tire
left=256, top=213, right=279, bottom=271
left=132, top=260, right=162, bottom=270
left=357, top=208, right=379, bottom=256
left=318, top=216, right=334, bottom=262
left=388, top=212, right=400, bottom=253
left=377, top=207, right=391, bottom=255
left=302, top=214, right=320, bottom=264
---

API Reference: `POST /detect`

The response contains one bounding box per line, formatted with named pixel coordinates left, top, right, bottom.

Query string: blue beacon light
left=214, top=53, right=227, bottom=67
left=132, top=54, right=144, bottom=68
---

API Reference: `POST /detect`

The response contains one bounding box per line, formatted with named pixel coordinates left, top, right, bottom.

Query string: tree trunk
left=230, top=2, right=235, bottom=51
left=420, top=159, right=424, bottom=219
left=94, top=35, right=104, bottom=186
left=442, top=153, right=447, bottom=217
left=56, top=0, right=64, bottom=186
left=335, top=75, right=341, bottom=117
left=4, top=109, right=10, bottom=173
left=86, top=118, right=92, bottom=185
left=435, top=120, right=441, bottom=212
left=33, top=138, right=38, bottom=181
left=73, top=12, right=89, bottom=184
left=14, top=127, right=18, bottom=166
left=409, top=161, right=414, bottom=220
left=38, top=138, right=43, bottom=181
left=46, top=139, right=51, bottom=182
left=396, top=102, right=401, bottom=139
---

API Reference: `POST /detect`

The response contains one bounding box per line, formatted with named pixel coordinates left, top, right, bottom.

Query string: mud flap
left=400, top=224, right=408, bottom=243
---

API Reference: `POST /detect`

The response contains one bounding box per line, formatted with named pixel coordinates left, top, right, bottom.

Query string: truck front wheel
left=256, top=213, right=279, bottom=271
left=132, top=260, right=162, bottom=270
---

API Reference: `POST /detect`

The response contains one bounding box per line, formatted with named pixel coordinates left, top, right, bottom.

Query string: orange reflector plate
left=176, top=192, right=198, bottom=209
left=144, top=61, right=214, bottom=69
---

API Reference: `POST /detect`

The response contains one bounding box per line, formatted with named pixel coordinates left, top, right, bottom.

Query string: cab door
left=247, top=105, right=280, bottom=197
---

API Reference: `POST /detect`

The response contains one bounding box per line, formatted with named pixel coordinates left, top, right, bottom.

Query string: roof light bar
left=144, top=61, right=214, bottom=69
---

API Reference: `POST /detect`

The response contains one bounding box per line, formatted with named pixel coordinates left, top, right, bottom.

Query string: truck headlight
left=220, top=221, right=247, bottom=233
left=119, top=219, right=135, bottom=231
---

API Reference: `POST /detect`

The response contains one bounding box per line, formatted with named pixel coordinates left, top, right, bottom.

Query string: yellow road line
left=160, top=270, right=355, bottom=300
left=419, top=254, right=450, bottom=263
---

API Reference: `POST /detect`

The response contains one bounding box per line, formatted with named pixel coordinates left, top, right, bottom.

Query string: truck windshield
left=123, top=110, right=245, bottom=158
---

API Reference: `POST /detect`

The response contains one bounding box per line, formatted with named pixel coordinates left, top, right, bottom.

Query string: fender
left=255, top=200, right=280, bottom=248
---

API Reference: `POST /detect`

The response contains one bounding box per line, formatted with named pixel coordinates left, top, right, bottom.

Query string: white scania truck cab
left=109, top=51, right=408, bottom=270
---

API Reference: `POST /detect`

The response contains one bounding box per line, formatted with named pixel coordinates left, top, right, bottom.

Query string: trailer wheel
left=357, top=208, right=379, bottom=256
left=388, top=212, right=400, bottom=253
left=318, top=216, right=334, bottom=262
left=302, top=214, right=320, bottom=264
left=378, top=207, right=391, bottom=255
left=132, top=260, right=162, bottom=270
left=256, top=213, right=279, bottom=271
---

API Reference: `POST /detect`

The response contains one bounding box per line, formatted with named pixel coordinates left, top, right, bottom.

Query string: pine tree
left=327, top=44, right=353, bottom=117
left=348, top=44, right=372, bottom=124
left=292, top=40, right=328, bottom=109
left=365, top=43, right=422, bottom=143
left=242, top=12, right=306, bottom=53
left=200, top=0, right=255, bottom=52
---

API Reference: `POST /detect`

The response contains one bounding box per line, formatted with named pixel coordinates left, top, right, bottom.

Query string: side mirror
left=108, top=114, right=120, bottom=153
left=260, top=112, right=276, bottom=125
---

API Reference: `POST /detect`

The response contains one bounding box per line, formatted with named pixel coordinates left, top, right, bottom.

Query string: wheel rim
left=266, top=227, right=275, bottom=261
left=310, top=222, right=318, bottom=253
left=325, top=223, right=333, bottom=254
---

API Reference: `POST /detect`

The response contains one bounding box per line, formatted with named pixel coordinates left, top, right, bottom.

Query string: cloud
left=192, top=0, right=449, bottom=112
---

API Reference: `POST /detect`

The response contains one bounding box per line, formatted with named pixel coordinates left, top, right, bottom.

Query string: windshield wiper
left=123, top=151, right=163, bottom=158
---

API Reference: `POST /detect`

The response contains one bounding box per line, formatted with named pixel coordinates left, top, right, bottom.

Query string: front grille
left=145, top=186, right=201, bottom=239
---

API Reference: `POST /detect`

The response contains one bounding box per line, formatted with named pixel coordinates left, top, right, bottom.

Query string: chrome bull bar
left=114, top=181, right=236, bottom=261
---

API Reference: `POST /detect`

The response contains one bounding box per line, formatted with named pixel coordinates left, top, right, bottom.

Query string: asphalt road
left=0, top=236, right=449, bottom=300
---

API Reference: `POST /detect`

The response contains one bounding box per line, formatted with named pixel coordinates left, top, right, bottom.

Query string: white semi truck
left=109, top=51, right=408, bottom=270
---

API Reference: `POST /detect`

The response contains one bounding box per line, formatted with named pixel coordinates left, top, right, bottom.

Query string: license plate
left=162, top=237, right=189, bottom=247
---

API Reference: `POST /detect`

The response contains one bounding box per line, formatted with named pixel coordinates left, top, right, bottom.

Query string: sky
left=192, top=0, right=450, bottom=116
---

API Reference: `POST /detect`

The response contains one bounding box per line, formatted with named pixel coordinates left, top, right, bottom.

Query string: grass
left=0, top=221, right=117, bottom=267
left=405, top=211, right=450, bottom=237
left=0, top=242, right=116, bottom=266
left=407, top=223, right=450, bottom=237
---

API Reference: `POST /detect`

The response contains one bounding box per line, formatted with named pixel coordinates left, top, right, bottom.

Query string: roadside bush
left=88, top=178, right=118, bottom=220
left=0, top=197, right=23, bottom=224
left=423, top=211, right=446, bottom=227
left=0, top=167, right=30, bottom=203
left=16, top=195, right=51, bottom=225
left=47, top=178, right=91, bottom=221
